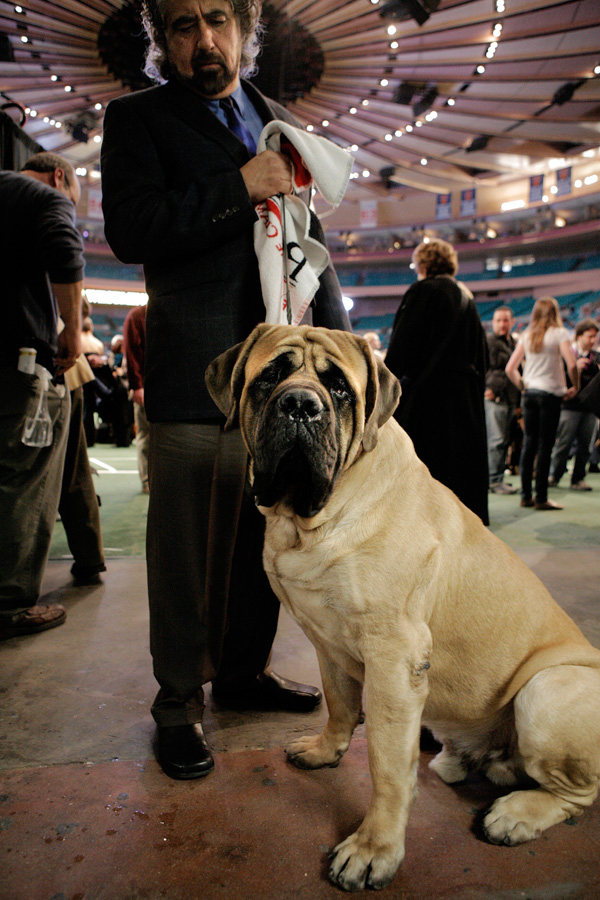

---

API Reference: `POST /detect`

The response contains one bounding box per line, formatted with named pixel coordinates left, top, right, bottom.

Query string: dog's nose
left=277, top=388, right=324, bottom=422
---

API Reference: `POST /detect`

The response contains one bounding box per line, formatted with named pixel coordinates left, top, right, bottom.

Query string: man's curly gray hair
left=141, top=0, right=263, bottom=83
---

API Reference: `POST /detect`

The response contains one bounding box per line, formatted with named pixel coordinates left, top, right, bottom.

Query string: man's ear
left=361, top=346, right=401, bottom=452
left=205, top=323, right=274, bottom=430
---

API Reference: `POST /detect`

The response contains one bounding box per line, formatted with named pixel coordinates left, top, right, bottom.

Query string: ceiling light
left=64, top=85, right=72, bottom=92
left=447, top=97, right=455, bottom=106
left=394, top=129, right=403, bottom=136
left=595, top=65, right=600, bottom=75
left=95, top=103, right=103, bottom=111
left=306, top=124, right=314, bottom=132
left=362, top=99, right=369, bottom=106
left=321, top=119, right=329, bottom=127
left=486, top=227, right=497, bottom=239
left=476, top=65, right=486, bottom=74
left=15, top=5, right=24, bottom=12
left=387, top=25, right=397, bottom=35
left=385, top=133, right=393, bottom=141
left=349, top=107, right=357, bottom=114
left=362, top=169, right=371, bottom=178
left=93, top=135, right=102, bottom=144
left=501, top=200, right=525, bottom=211
left=542, top=194, right=549, bottom=202
left=54, top=121, right=62, bottom=128
left=51, top=75, right=58, bottom=81
left=76, top=167, right=87, bottom=177
left=390, top=41, right=399, bottom=49
left=405, top=124, right=413, bottom=131
left=20, top=35, right=28, bottom=43
left=550, top=185, right=558, bottom=194
left=575, top=179, right=583, bottom=188
left=415, top=120, right=423, bottom=126
left=584, top=174, right=599, bottom=185
left=351, top=144, right=358, bottom=151
left=555, top=217, right=566, bottom=228
left=420, top=158, right=428, bottom=165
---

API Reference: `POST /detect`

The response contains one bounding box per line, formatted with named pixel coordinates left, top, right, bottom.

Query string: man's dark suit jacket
left=101, top=78, right=350, bottom=422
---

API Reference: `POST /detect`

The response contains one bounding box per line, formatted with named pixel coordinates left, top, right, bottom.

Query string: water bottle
left=22, top=365, right=53, bottom=448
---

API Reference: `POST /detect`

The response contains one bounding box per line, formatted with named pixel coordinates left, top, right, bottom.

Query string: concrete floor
left=1, top=457, right=600, bottom=900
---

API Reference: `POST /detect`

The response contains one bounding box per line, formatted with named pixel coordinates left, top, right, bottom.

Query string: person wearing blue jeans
left=520, top=389, right=563, bottom=507
left=505, top=297, right=578, bottom=510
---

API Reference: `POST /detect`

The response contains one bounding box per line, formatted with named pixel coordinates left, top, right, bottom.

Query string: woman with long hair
left=505, top=297, right=578, bottom=509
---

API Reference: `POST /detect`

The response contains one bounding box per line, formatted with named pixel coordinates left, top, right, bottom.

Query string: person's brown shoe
left=534, top=500, right=563, bottom=510
left=0, top=604, right=66, bottom=640
left=519, top=498, right=535, bottom=508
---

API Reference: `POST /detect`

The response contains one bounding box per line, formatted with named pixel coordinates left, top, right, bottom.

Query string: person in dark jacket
left=101, top=0, right=350, bottom=781
left=0, top=152, right=83, bottom=639
left=484, top=306, right=521, bottom=494
left=385, top=239, right=489, bottom=525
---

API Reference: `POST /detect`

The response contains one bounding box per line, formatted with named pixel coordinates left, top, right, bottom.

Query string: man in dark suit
left=101, top=0, right=350, bottom=780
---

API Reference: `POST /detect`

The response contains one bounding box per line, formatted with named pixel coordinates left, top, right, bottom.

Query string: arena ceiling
left=1, top=0, right=599, bottom=220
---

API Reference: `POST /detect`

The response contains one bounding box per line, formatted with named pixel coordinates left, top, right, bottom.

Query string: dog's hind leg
left=286, top=649, right=363, bottom=769
left=483, top=665, right=600, bottom=845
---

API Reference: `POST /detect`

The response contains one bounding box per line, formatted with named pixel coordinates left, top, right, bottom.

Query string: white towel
left=253, top=121, right=352, bottom=325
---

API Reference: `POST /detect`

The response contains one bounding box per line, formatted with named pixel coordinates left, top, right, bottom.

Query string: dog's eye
left=250, top=353, right=295, bottom=394
left=322, top=369, right=354, bottom=403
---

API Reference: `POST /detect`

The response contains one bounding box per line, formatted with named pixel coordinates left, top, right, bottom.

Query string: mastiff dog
left=206, top=324, right=600, bottom=892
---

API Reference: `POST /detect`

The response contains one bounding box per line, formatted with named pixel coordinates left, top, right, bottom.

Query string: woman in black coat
left=385, top=239, right=489, bottom=525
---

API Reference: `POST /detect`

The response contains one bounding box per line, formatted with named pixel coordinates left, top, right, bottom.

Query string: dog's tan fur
left=206, top=324, right=600, bottom=892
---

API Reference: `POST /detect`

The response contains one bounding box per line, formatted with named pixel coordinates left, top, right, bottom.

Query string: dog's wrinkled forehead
left=246, top=328, right=368, bottom=388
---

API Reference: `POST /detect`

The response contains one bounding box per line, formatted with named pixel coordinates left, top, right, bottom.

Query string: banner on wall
left=460, top=188, right=476, bottom=217
left=529, top=173, right=544, bottom=203
left=555, top=166, right=572, bottom=197
left=87, top=188, right=103, bottom=220
left=435, top=193, right=452, bottom=220
left=359, top=199, right=378, bottom=229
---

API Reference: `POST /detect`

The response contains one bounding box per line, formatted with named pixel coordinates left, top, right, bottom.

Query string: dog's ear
left=205, top=324, right=273, bottom=430
left=361, top=346, right=401, bottom=452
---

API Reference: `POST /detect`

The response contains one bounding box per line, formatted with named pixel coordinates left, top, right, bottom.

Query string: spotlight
left=412, top=85, right=438, bottom=116
left=466, top=134, right=490, bottom=152
left=393, top=82, right=418, bottom=105
left=379, top=0, right=441, bottom=27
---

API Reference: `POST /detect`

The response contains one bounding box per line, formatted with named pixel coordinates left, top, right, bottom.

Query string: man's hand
left=132, top=387, right=144, bottom=405
left=54, top=327, right=82, bottom=374
left=241, top=150, right=293, bottom=203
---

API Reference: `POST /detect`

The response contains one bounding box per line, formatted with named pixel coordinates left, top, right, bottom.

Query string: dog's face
left=206, top=325, right=400, bottom=517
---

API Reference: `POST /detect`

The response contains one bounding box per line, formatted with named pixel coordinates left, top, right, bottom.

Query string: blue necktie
left=219, top=97, right=257, bottom=156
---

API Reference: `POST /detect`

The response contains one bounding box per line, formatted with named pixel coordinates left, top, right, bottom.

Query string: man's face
left=492, top=310, right=513, bottom=337
left=163, top=0, right=242, bottom=98
left=577, top=328, right=598, bottom=354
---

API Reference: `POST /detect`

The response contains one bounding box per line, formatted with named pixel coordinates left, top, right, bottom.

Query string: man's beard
left=174, top=52, right=237, bottom=97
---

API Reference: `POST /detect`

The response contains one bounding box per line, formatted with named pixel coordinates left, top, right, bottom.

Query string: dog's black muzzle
left=252, top=382, right=340, bottom=517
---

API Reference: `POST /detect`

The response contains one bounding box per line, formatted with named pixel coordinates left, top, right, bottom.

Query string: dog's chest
left=263, top=519, right=365, bottom=657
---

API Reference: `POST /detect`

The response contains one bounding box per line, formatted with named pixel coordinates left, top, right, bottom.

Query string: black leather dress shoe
left=212, top=670, right=322, bottom=713
left=156, top=723, right=215, bottom=780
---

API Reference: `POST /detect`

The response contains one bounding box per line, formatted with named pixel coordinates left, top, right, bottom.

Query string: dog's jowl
left=206, top=324, right=600, bottom=892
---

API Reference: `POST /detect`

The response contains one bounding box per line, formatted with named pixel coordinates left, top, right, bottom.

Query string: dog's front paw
left=329, top=829, right=404, bottom=892
left=286, top=734, right=346, bottom=769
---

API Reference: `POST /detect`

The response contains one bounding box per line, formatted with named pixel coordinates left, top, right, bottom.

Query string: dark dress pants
left=519, top=389, right=562, bottom=504
left=146, top=422, right=279, bottom=727
left=58, top=386, right=105, bottom=571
